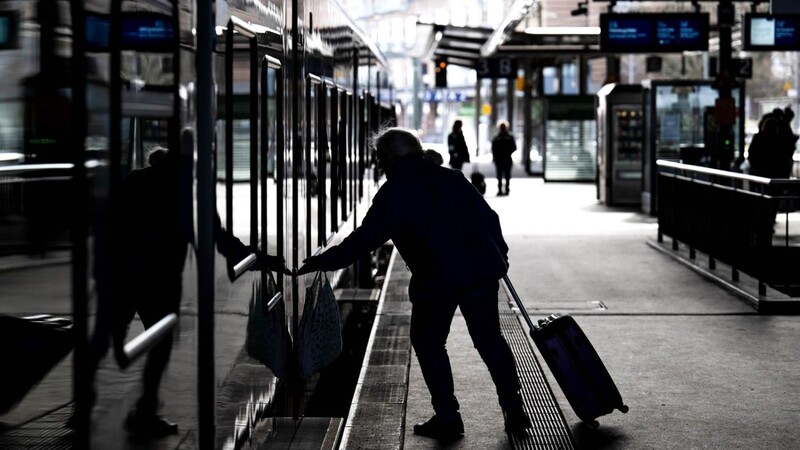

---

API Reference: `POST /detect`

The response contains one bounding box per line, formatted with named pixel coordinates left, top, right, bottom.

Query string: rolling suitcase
left=470, top=170, right=486, bottom=195
left=503, top=275, right=628, bottom=428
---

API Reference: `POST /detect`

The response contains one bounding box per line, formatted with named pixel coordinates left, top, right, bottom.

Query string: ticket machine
left=596, top=84, right=644, bottom=206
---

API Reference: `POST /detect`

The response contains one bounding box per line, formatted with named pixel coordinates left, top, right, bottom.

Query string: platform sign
left=743, top=13, right=800, bottom=51
left=423, top=90, right=467, bottom=103
left=476, top=58, right=518, bottom=79
left=600, top=13, right=709, bottom=53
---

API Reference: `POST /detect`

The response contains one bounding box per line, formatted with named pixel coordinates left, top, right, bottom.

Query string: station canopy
left=414, top=22, right=601, bottom=69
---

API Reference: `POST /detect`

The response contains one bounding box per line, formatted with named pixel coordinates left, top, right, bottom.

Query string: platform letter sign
left=477, top=58, right=518, bottom=79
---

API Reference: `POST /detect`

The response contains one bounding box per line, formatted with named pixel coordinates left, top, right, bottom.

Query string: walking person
left=447, top=119, right=470, bottom=171
left=111, top=146, right=186, bottom=439
left=491, top=120, right=516, bottom=196
left=297, top=127, right=531, bottom=441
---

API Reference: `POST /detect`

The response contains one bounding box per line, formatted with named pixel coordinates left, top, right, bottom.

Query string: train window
left=337, top=93, right=353, bottom=223
left=306, top=76, right=319, bottom=257
left=358, top=94, right=366, bottom=202
left=317, top=83, right=331, bottom=246
left=220, top=21, right=259, bottom=279
left=326, top=86, right=338, bottom=235
left=261, top=56, right=281, bottom=263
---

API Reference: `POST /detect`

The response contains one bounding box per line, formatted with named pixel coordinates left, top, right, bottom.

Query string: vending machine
left=596, top=84, right=644, bottom=206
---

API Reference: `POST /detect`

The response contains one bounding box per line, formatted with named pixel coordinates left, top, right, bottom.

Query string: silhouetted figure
left=111, top=135, right=284, bottom=440
left=491, top=120, right=516, bottom=196
left=297, top=128, right=531, bottom=440
left=111, top=146, right=188, bottom=439
left=749, top=115, right=783, bottom=178
left=447, top=120, right=470, bottom=171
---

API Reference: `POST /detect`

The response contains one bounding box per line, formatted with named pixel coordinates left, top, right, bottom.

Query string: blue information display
left=122, top=14, right=174, bottom=50
left=0, top=12, right=18, bottom=50
left=86, top=13, right=174, bottom=52
left=744, top=13, right=800, bottom=51
left=600, top=13, right=709, bottom=53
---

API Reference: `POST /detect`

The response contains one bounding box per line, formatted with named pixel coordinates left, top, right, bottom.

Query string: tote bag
left=296, top=271, right=342, bottom=378
left=246, top=272, right=291, bottom=378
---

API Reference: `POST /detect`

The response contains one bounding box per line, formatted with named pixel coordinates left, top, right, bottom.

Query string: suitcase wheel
left=619, top=404, right=629, bottom=414
left=586, top=420, right=600, bottom=429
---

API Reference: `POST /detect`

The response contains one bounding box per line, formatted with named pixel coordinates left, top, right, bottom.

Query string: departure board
left=744, top=13, right=800, bottom=51
left=122, top=14, right=175, bottom=50
left=600, top=13, right=709, bottom=53
left=86, top=13, right=174, bottom=52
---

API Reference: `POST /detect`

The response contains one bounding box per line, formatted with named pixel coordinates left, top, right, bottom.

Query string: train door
left=212, top=17, right=284, bottom=447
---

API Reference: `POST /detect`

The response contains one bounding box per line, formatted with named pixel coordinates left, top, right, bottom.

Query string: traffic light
left=434, top=58, right=447, bottom=88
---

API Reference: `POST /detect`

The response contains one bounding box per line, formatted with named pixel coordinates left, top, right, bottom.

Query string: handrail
left=119, top=313, right=178, bottom=369
left=266, top=292, right=283, bottom=312
left=232, top=252, right=258, bottom=278
left=656, top=160, right=772, bottom=185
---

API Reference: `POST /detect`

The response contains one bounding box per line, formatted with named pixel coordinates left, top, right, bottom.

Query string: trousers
left=410, top=279, right=523, bottom=417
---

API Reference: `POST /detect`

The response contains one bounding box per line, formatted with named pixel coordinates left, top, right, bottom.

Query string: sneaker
left=504, top=407, right=532, bottom=436
left=413, top=414, right=464, bottom=441
left=126, top=412, right=178, bottom=440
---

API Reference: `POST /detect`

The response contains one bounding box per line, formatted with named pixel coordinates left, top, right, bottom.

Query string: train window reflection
left=261, top=64, right=279, bottom=260
left=306, top=76, right=319, bottom=257
left=220, top=31, right=257, bottom=275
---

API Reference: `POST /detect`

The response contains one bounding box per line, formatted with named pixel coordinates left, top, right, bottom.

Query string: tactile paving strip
left=498, top=298, right=577, bottom=450
left=0, top=402, right=75, bottom=449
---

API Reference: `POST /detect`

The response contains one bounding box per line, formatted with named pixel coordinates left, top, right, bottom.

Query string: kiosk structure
left=596, top=84, right=644, bottom=206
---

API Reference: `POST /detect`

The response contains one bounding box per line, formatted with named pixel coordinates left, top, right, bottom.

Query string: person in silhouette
left=491, top=120, right=516, bottom=196
left=297, top=127, right=530, bottom=440
left=112, top=136, right=283, bottom=440
left=447, top=120, right=470, bottom=171
left=111, top=145, right=186, bottom=439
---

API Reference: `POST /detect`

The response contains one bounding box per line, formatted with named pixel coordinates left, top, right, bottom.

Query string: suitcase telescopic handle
left=502, top=275, right=536, bottom=333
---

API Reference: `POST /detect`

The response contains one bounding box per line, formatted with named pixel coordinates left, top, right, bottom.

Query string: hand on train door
left=255, top=251, right=291, bottom=275
left=296, top=255, right=323, bottom=276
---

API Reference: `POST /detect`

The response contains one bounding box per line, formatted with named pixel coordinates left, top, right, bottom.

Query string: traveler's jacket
left=315, top=155, right=509, bottom=298
left=492, top=132, right=516, bottom=165
left=448, top=131, right=470, bottom=164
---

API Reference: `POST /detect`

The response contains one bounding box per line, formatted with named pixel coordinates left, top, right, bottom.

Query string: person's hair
left=761, top=116, right=779, bottom=134
left=147, top=146, right=169, bottom=166
left=423, top=149, right=444, bottom=166
left=497, top=120, right=509, bottom=132
left=372, top=128, right=423, bottom=167
left=452, top=120, right=462, bottom=132
left=784, top=106, right=795, bottom=122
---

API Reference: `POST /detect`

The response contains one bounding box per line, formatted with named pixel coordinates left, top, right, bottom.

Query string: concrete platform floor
left=370, top=176, right=800, bottom=449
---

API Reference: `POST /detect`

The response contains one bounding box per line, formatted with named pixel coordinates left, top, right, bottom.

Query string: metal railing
left=657, top=160, right=800, bottom=296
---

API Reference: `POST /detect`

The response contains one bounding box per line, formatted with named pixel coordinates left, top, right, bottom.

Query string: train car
left=0, top=0, right=395, bottom=448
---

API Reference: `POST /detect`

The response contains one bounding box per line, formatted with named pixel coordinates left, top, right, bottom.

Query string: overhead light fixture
left=571, top=1, right=588, bottom=16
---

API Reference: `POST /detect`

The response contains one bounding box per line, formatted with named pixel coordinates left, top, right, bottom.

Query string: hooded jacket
left=315, top=155, right=509, bottom=299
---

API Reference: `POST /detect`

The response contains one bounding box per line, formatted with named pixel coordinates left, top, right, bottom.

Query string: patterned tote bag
left=246, top=271, right=291, bottom=378
left=296, top=271, right=343, bottom=378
